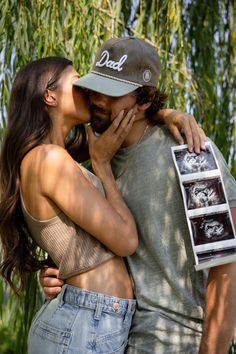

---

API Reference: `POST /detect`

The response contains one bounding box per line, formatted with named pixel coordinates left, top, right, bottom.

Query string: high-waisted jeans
left=28, top=284, right=136, bottom=354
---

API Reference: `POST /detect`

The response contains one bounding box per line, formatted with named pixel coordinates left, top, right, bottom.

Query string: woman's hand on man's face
left=87, top=107, right=136, bottom=165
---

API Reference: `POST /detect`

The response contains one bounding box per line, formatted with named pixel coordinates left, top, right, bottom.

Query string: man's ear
left=137, top=101, right=152, bottom=112
left=44, top=89, right=57, bottom=106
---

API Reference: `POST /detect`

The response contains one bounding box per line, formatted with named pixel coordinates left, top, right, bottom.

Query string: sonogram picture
left=183, top=178, right=226, bottom=210
left=172, top=142, right=236, bottom=270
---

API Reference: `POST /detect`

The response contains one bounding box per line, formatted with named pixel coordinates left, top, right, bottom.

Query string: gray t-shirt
left=111, top=125, right=236, bottom=354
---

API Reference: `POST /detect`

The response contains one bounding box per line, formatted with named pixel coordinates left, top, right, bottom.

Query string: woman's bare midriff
left=66, top=256, right=134, bottom=299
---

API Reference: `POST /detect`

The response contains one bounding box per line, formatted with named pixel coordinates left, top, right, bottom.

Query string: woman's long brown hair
left=0, top=57, right=86, bottom=294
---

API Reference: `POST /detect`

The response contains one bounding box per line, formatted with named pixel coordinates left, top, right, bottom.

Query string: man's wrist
left=156, top=108, right=175, bottom=124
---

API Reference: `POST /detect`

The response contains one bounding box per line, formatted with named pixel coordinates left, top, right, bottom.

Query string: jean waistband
left=59, top=284, right=136, bottom=317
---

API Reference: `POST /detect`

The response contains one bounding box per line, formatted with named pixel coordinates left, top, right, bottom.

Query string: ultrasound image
left=183, top=178, right=226, bottom=209
left=174, top=147, right=217, bottom=175
left=190, top=212, right=234, bottom=245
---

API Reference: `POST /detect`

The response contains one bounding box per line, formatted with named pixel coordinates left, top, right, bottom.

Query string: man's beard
left=90, top=105, right=112, bottom=134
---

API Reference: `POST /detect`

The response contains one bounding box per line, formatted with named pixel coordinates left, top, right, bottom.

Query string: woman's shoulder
left=24, top=144, right=73, bottom=166
left=31, top=143, right=69, bottom=158
left=21, top=144, right=78, bottom=182
left=21, top=144, right=83, bottom=202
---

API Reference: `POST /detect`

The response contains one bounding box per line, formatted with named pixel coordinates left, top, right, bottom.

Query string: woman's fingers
left=95, top=108, right=135, bottom=144
left=109, top=108, right=135, bottom=134
left=114, top=109, right=136, bottom=142
left=87, top=124, right=98, bottom=146
left=88, top=107, right=136, bottom=164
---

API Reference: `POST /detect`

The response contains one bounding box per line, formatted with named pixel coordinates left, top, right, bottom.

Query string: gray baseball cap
left=73, top=36, right=161, bottom=97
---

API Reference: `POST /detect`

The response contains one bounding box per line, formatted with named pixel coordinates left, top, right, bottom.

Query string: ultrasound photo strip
left=171, top=142, right=236, bottom=270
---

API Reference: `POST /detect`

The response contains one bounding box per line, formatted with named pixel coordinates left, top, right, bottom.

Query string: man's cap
left=73, top=36, right=161, bottom=97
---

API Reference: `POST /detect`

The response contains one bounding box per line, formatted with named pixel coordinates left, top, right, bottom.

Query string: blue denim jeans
left=28, top=284, right=136, bottom=354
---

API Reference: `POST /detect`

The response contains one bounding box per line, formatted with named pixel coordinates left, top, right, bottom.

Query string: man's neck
left=122, top=118, right=152, bottom=147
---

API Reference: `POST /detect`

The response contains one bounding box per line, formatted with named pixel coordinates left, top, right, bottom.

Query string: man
left=41, top=37, right=236, bottom=353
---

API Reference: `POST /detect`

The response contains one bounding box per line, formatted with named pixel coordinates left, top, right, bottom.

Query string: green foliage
left=0, top=0, right=235, bottom=353
left=0, top=327, right=15, bottom=354
left=0, top=272, right=43, bottom=353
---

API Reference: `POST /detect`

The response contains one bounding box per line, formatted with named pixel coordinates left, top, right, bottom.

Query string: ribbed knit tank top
left=21, top=164, right=115, bottom=279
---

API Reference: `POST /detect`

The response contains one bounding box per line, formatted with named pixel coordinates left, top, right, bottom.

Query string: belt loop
left=58, top=284, right=67, bottom=308
left=94, top=294, right=103, bottom=320
left=124, top=301, right=132, bottom=324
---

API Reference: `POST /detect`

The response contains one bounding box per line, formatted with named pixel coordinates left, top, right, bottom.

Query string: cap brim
left=73, top=72, right=140, bottom=97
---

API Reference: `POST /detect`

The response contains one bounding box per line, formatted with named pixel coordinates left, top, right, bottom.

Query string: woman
left=0, top=57, right=138, bottom=353
left=0, top=56, right=205, bottom=353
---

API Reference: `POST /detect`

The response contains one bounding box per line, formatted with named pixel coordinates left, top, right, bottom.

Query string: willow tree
left=0, top=0, right=235, bottom=353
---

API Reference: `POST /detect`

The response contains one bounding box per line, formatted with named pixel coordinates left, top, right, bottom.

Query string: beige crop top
left=21, top=164, right=115, bottom=279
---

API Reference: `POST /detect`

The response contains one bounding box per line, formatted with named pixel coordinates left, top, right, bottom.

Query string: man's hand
left=39, top=267, right=64, bottom=300
left=156, top=108, right=207, bottom=153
